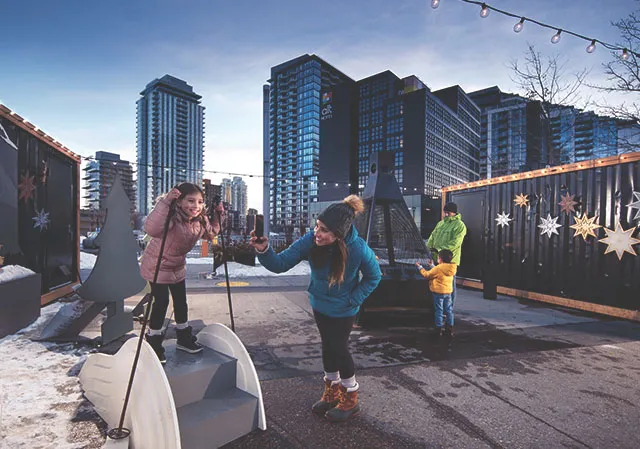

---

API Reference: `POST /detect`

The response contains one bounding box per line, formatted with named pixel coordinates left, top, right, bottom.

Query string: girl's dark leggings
left=313, top=310, right=356, bottom=379
left=149, top=280, right=188, bottom=330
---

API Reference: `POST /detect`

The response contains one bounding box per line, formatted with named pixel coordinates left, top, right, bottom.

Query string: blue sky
left=0, top=0, right=635, bottom=210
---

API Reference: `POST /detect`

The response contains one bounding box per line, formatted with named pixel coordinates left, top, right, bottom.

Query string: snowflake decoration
left=628, top=191, right=640, bottom=222
left=599, top=223, right=640, bottom=260
left=32, top=209, right=50, bottom=231
left=495, top=212, right=512, bottom=228
left=538, top=213, right=562, bottom=238
left=569, top=213, right=601, bottom=240
left=558, top=192, right=578, bottom=215
left=18, top=171, right=36, bottom=203
left=513, top=193, right=529, bottom=208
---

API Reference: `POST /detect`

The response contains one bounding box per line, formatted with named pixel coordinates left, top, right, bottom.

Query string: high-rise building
left=136, top=75, right=205, bottom=215
left=550, top=107, right=618, bottom=164
left=83, top=151, right=136, bottom=211
left=315, top=70, right=480, bottom=233
left=202, top=178, right=221, bottom=213
left=220, top=177, right=248, bottom=229
left=265, top=54, right=353, bottom=233
left=468, top=86, right=545, bottom=178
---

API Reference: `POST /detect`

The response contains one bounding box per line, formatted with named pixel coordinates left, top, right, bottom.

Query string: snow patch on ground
left=0, top=265, right=36, bottom=284
left=80, top=252, right=97, bottom=270
left=0, top=303, right=104, bottom=448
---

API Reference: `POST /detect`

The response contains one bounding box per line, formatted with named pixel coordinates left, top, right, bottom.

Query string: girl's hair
left=309, top=194, right=364, bottom=287
left=173, top=183, right=212, bottom=239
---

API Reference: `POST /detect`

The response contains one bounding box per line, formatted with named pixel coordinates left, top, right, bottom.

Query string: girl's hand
left=166, top=188, right=181, bottom=202
left=249, top=231, right=269, bottom=253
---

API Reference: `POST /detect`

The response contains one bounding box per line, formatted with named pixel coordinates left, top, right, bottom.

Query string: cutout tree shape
left=77, top=173, right=147, bottom=343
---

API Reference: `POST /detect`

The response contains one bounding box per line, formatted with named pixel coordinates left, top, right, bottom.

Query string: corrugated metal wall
left=448, top=157, right=640, bottom=311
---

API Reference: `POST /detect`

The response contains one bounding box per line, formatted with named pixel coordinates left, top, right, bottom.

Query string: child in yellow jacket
left=416, top=249, right=457, bottom=337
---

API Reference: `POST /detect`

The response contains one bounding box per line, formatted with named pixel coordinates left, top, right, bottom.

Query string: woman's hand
left=249, top=231, right=269, bottom=253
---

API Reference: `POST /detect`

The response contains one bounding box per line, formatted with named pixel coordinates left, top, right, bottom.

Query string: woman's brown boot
left=325, top=385, right=360, bottom=422
left=311, top=379, right=341, bottom=416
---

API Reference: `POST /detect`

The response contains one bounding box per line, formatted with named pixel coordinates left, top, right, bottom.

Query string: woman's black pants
left=313, top=310, right=356, bottom=379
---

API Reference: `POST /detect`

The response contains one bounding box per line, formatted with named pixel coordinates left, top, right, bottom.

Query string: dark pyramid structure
left=354, top=151, right=432, bottom=323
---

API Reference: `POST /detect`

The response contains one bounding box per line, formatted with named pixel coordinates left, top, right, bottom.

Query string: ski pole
left=108, top=200, right=175, bottom=440
left=217, top=209, right=235, bottom=332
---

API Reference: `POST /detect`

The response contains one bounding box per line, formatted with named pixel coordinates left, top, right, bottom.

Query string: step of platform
left=176, top=389, right=259, bottom=449
left=163, top=341, right=237, bottom=408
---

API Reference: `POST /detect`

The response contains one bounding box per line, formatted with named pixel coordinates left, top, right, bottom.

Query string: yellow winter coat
left=418, top=263, right=458, bottom=294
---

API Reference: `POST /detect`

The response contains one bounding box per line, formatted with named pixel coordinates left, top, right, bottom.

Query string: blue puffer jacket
left=258, top=226, right=382, bottom=318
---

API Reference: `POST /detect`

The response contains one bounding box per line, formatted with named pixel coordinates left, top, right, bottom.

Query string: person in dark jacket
left=250, top=195, right=381, bottom=422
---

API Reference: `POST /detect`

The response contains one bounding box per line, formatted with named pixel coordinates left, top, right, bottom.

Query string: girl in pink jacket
left=139, top=182, right=223, bottom=363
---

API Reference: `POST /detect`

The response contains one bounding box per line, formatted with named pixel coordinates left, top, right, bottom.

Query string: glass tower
left=266, top=55, right=352, bottom=233
left=84, top=151, right=136, bottom=212
left=136, top=75, right=205, bottom=215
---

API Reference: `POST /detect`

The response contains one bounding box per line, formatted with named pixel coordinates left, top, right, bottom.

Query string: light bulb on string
left=586, top=40, right=596, bottom=53
left=431, top=0, right=440, bottom=9
left=513, top=17, right=525, bottom=33
left=480, top=3, right=489, bottom=18
left=551, top=29, right=562, bottom=44
left=622, top=48, right=630, bottom=60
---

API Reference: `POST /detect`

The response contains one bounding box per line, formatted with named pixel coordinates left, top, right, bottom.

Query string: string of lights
left=431, top=0, right=637, bottom=60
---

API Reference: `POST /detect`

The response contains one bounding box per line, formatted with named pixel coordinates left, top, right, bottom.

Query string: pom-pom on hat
left=317, top=195, right=364, bottom=238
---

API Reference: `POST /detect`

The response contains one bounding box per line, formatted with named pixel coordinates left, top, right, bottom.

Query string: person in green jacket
left=426, top=202, right=467, bottom=305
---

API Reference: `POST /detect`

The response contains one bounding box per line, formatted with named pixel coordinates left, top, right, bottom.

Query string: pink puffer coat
left=139, top=198, right=217, bottom=284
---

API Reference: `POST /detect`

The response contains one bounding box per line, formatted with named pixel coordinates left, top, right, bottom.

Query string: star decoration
left=32, top=209, right=50, bottom=231
left=538, top=214, right=562, bottom=238
left=558, top=192, right=578, bottom=215
left=628, top=191, right=640, bottom=221
left=569, top=213, right=601, bottom=240
left=495, top=212, right=513, bottom=228
left=18, top=171, right=36, bottom=203
left=599, top=223, right=640, bottom=260
left=514, top=193, right=529, bottom=208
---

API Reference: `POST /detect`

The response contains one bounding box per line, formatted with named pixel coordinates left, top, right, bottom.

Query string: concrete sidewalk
left=118, top=282, right=640, bottom=448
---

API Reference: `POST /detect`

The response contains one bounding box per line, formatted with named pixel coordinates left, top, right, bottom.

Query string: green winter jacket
left=426, top=213, right=467, bottom=266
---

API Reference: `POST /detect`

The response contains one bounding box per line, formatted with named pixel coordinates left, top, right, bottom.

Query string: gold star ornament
left=514, top=193, right=529, bottom=208
left=599, top=223, right=640, bottom=260
left=18, top=171, right=36, bottom=203
left=569, top=213, right=601, bottom=240
left=558, top=192, right=578, bottom=215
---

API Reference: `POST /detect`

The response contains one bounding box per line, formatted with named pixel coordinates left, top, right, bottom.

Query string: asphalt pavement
left=112, top=273, right=640, bottom=449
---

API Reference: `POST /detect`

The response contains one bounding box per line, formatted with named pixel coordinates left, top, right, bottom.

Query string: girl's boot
left=325, top=385, right=360, bottom=422
left=312, top=379, right=341, bottom=416
left=176, top=326, right=203, bottom=353
left=145, top=333, right=166, bottom=364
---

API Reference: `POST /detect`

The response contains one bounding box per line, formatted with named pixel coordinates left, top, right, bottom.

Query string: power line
left=431, top=0, right=637, bottom=60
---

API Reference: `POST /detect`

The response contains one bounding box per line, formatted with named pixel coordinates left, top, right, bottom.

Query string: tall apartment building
left=202, top=178, right=222, bottom=213
left=265, top=54, right=353, bottom=233
left=468, top=86, right=546, bottom=178
left=136, top=75, right=205, bottom=215
left=470, top=86, right=626, bottom=178
left=220, top=176, right=248, bottom=228
left=316, top=70, right=480, bottom=233
left=550, top=108, right=618, bottom=164
left=83, top=151, right=136, bottom=211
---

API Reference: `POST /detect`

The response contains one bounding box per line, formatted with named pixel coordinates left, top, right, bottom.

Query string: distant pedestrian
left=250, top=195, right=381, bottom=422
left=416, top=249, right=457, bottom=337
left=426, top=202, right=466, bottom=305
left=139, top=183, right=224, bottom=364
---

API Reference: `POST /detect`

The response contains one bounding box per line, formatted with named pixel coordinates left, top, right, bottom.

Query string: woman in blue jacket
left=250, top=195, right=381, bottom=422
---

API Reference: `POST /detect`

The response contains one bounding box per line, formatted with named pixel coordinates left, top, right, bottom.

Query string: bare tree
left=509, top=44, right=591, bottom=166
left=592, top=6, right=640, bottom=152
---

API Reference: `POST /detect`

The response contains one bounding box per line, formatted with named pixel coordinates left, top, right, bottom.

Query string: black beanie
left=317, top=195, right=364, bottom=238
left=444, top=202, right=458, bottom=214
